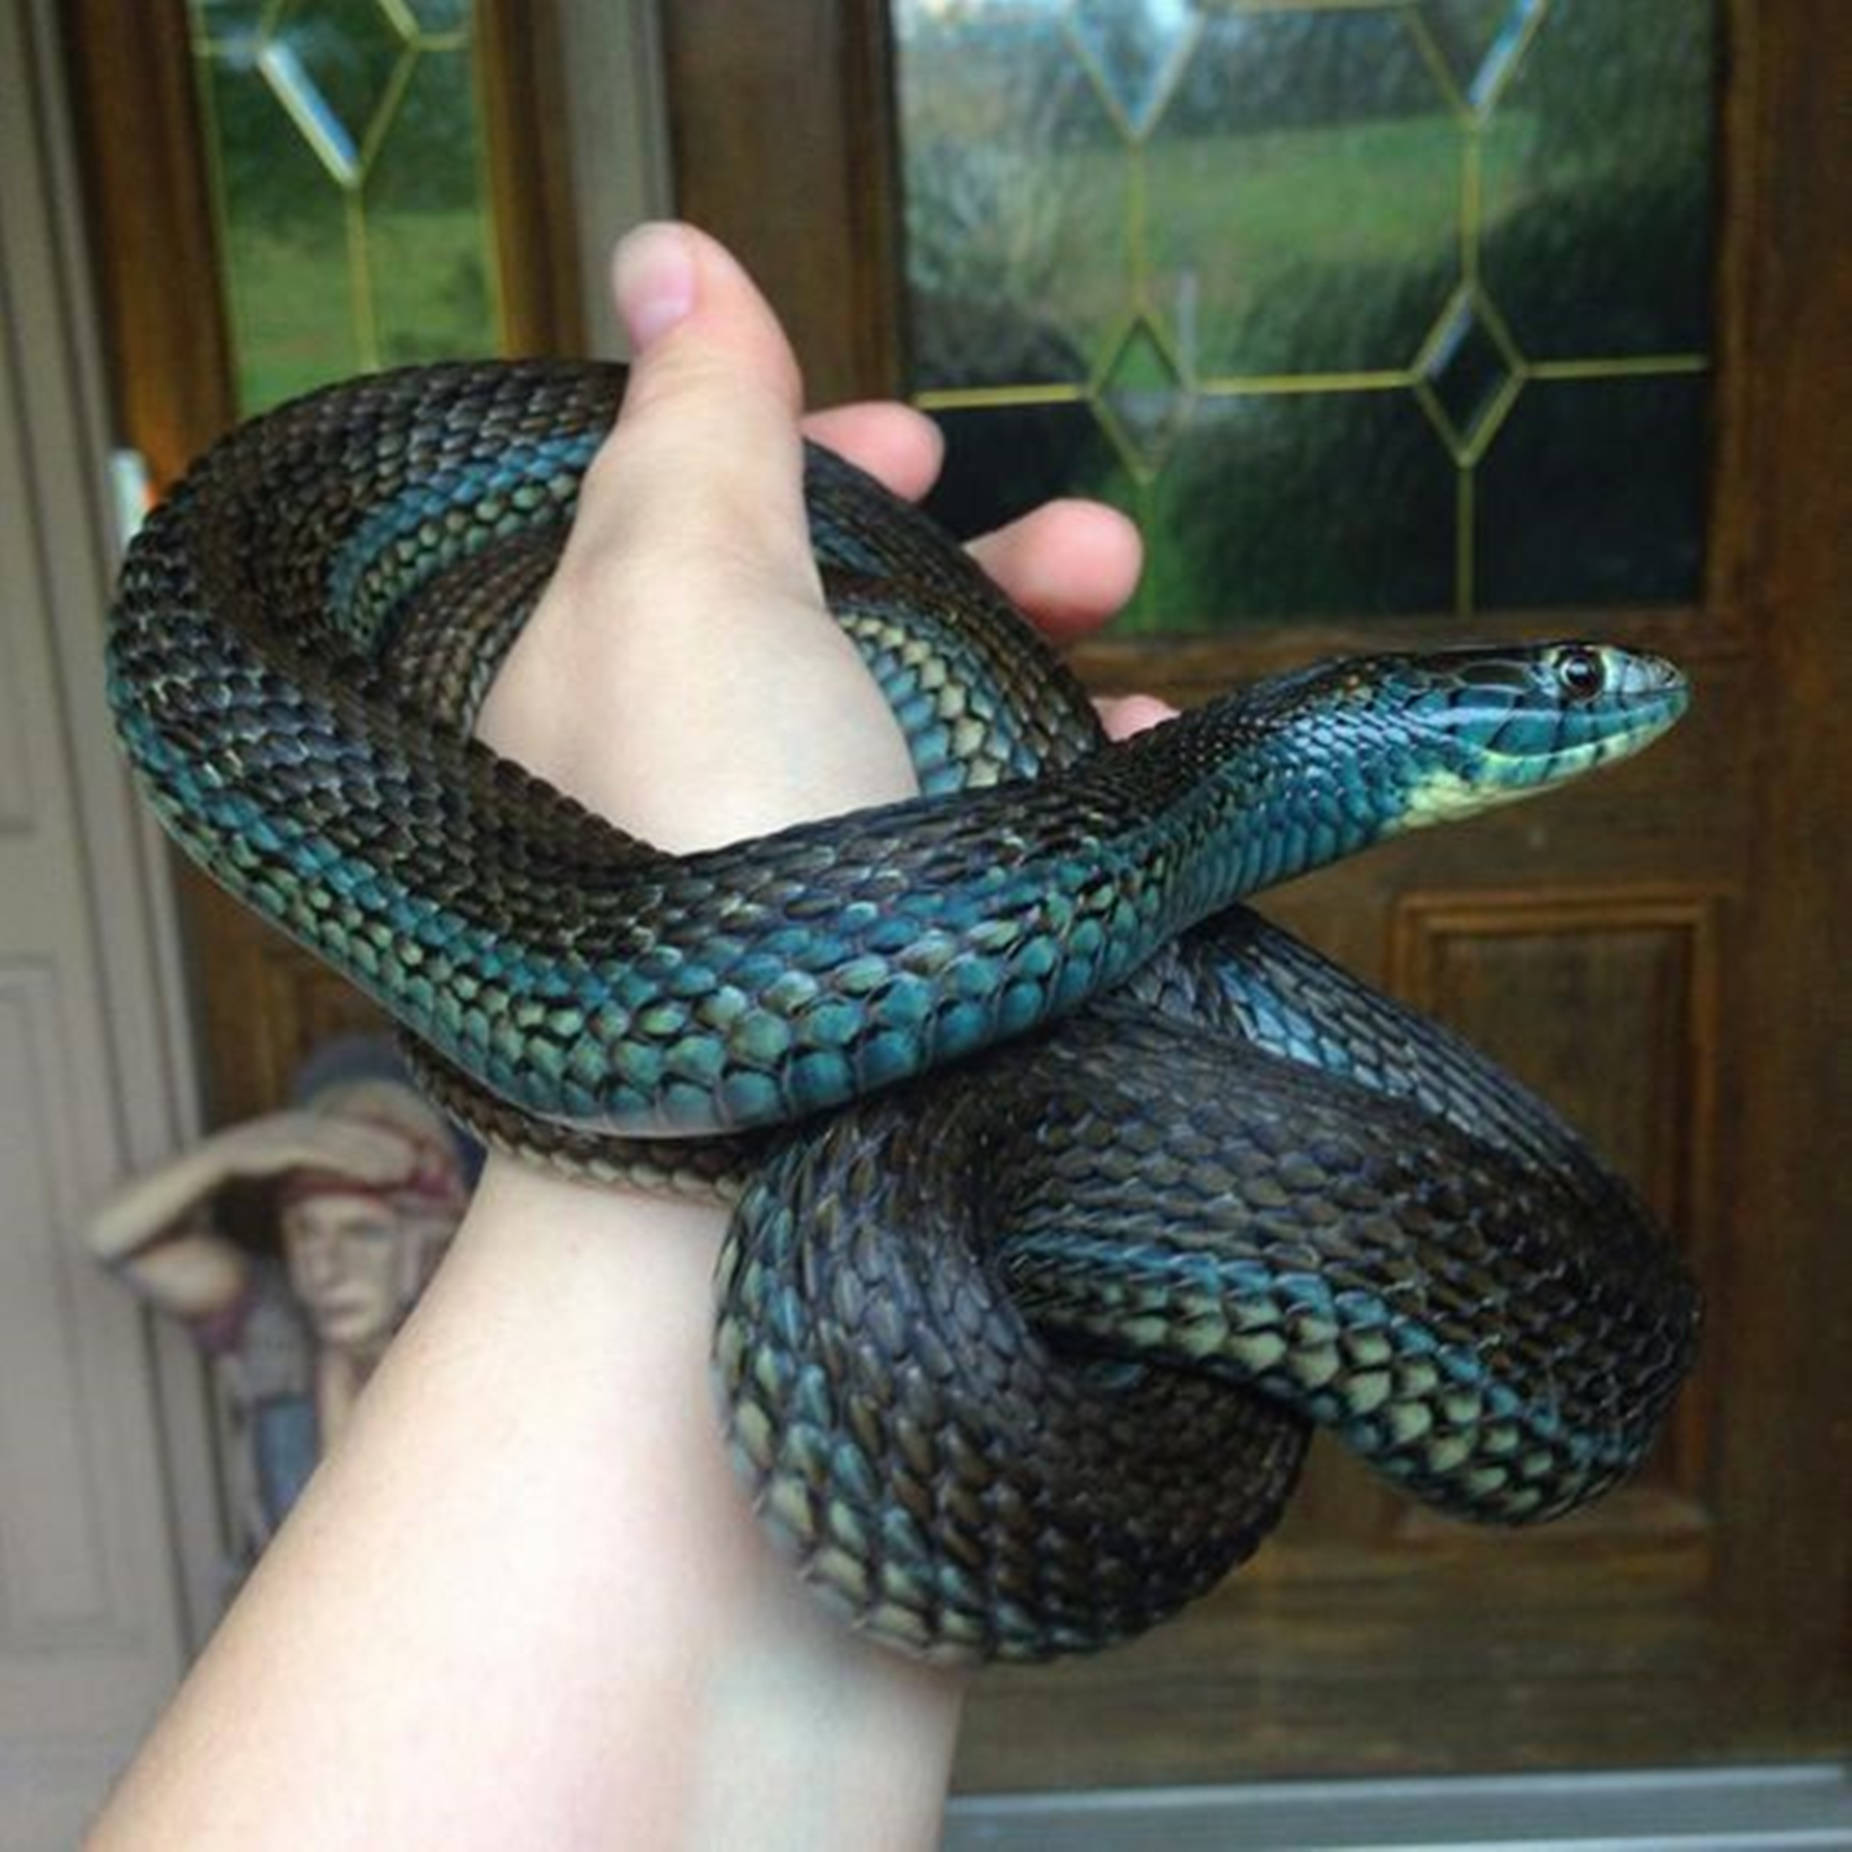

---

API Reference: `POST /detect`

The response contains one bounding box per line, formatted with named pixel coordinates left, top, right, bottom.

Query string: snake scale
left=107, top=360, right=1700, bottom=1662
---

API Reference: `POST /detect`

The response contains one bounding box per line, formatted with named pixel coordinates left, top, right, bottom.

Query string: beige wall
left=0, top=1, right=211, bottom=1840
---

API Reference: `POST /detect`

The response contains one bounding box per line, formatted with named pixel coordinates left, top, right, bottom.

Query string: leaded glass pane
left=901, top=9, right=1130, bottom=393
left=192, top=0, right=499, bottom=414
left=1476, top=373, right=1709, bottom=607
left=1480, top=0, right=1717, bottom=358
left=894, top=0, right=1720, bottom=629
left=1150, top=7, right=1460, bottom=378
left=1137, top=391, right=1457, bottom=622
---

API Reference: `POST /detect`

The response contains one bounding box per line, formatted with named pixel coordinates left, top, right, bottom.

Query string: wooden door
left=67, top=0, right=1849, bottom=1792
left=661, top=0, right=1852, bottom=1788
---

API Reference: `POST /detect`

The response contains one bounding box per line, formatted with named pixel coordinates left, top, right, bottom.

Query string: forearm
left=91, top=1157, right=963, bottom=1848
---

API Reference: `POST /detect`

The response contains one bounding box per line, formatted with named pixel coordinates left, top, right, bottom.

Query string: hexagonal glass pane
left=923, top=400, right=1122, bottom=545
left=1149, top=6, right=1460, bottom=377
left=894, top=3, right=1132, bottom=391
left=364, top=45, right=497, bottom=367
left=1481, top=0, right=1718, bottom=359
left=201, top=56, right=363, bottom=409
left=1476, top=374, right=1708, bottom=607
left=1127, top=391, right=1456, bottom=630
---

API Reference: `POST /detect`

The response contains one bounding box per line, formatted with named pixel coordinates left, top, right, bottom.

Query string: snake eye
left=1553, top=646, right=1606, bottom=703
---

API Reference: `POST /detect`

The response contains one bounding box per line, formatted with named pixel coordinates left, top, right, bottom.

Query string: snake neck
left=1097, top=689, right=1478, bottom=909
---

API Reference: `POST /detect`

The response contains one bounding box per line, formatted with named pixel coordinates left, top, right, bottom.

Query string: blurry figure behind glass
left=88, top=1037, right=479, bottom=1587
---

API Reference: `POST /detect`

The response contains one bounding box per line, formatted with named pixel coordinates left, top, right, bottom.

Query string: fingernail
left=614, top=222, right=697, bottom=352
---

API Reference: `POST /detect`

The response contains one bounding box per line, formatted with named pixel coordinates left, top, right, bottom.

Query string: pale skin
left=90, top=224, right=1165, bottom=1850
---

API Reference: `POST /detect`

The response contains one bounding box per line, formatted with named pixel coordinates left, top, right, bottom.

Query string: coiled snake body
left=108, top=362, right=1700, bottom=1662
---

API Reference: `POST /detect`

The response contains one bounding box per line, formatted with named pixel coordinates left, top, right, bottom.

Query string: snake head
left=1427, top=638, right=1685, bottom=783
left=1292, top=641, right=1690, bottom=833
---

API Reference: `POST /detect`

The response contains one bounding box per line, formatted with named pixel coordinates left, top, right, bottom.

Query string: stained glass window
left=893, top=0, right=1719, bottom=630
left=191, top=0, right=500, bottom=413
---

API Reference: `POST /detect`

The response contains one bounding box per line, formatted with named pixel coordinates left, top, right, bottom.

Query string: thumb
left=476, top=223, right=913, bottom=849
left=562, top=222, right=819, bottom=605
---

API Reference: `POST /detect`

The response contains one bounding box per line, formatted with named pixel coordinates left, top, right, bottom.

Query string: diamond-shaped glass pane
left=268, top=0, right=410, bottom=173
left=1418, top=292, right=1519, bottom=456
left=1099, top=319, right=1187, bottom=471
left=1067, top=0, right=1201, bottom=139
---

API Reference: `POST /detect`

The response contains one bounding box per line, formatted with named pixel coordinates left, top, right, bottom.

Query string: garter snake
left=107, top=361, right=1700, bottom=1661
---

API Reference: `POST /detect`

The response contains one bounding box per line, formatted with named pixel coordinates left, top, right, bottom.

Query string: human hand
left=476, top=220, right=1163, bottom=851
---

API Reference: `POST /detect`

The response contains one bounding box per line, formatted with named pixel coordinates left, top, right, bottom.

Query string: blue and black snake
left=107, top=361, right=1699, bottom=1662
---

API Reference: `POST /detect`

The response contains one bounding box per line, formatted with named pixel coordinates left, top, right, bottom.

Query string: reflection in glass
left=894, top=0, right=1719, bottom=630
left=191, top=0, right=499, bottom=414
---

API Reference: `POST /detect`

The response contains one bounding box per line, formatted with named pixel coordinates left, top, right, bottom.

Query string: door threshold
left=944, top=1762, right=1852, bottom=1849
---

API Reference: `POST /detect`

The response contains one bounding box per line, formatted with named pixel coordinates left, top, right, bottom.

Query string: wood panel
left=1390, top=889, right=1724, bottom=1301
left=1391, top=886, right=1726, bottom=1520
